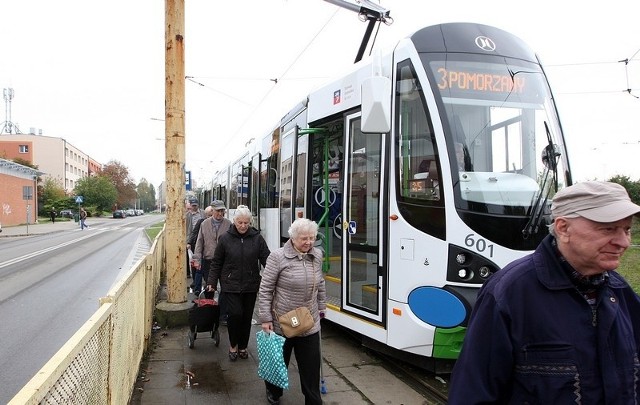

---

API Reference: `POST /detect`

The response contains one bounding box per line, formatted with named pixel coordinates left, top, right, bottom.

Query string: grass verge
left=618, top=217, right=640, bottom=293
left=145, top=221, right=164, bottom=241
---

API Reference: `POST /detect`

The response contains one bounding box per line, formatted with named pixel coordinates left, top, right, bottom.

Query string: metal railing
left=9, top=227, right=166, bottom=404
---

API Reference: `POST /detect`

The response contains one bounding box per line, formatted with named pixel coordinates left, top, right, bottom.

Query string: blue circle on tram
left=408, top=287, right=466, bottom=328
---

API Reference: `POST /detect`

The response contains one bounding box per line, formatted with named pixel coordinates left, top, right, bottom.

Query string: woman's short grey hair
left=288, top=217, right=318, bottom=239
left=233, top=205, right=252, bottom=224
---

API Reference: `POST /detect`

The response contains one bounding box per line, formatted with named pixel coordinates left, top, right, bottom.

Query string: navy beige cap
left=551, top=181, right=640, bottom=222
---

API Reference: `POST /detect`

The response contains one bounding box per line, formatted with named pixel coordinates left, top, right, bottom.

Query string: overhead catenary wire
left=546, top=53, right=640, bottom=99
left=189, top=8, right=341, bottom=157
left=185, top=76, right=254, bottom=106
left=618, top=48, right=640, bottom=98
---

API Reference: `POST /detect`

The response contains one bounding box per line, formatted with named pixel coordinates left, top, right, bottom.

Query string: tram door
left=342, top=112, right=384, bottom=322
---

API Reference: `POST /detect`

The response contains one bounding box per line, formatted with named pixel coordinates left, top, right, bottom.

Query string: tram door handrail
left=299, top=127, right=330, bottom=273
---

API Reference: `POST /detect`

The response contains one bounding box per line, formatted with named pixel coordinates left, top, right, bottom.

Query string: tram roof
left=410, top=22, right=537, bottom=62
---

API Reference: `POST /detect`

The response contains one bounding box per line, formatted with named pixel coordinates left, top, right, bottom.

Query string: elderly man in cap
left=185, top=197, right=206, bottom=278
left=449, top=181, right=640, bottom=404
left=191, top=200, right=232, bottom=295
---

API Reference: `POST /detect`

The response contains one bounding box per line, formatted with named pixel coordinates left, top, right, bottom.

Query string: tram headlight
left=447, top=244, right=499, bottom=284
left=458, top=268, right=473, bottom=280
left=478, top=266, right=492, bottom=279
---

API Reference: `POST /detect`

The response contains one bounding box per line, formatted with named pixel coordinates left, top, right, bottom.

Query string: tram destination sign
left=432, top=62, right=543, bottom=103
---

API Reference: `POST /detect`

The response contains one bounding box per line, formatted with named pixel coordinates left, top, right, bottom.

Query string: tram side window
left=240, top=166, right=249, bottom=207
left=260, top=156, right=279, bottom=209
left=280, top=131, right=295, bottom=240
left=295, top=134, right=309, bottom=212
left=261, top=130, right=280, bottom=209
left=220, top=186, right=227, bottom=206
left=229, top=165, right=239, bottom=210
left=229, top=157, right=247, bottom=210
left=212, top=183, right=226, bottom=205
left=396, top=60, right=441, bottom=202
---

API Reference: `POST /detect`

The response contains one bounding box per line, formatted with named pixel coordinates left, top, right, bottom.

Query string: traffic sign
left=75, top=196, right=83, bottom=204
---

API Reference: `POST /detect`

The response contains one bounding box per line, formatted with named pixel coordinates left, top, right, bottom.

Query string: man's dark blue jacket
left=448, top=235, right=640, bottom=404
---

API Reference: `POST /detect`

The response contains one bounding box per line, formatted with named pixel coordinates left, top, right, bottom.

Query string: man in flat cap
left=191, top=200, right=231, bottom=295
left=449, top=181, right=640, bottom=404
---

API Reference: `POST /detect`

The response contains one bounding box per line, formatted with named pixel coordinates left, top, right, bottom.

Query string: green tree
left=74, top=175, right=118, bottom=212
left=40, top=177, right=67, bottom=215
left=137, top=178, right=157, bottom=212
left=608, top=175, right=640, bottom=205
left=101, top=160, right=137, bottom=209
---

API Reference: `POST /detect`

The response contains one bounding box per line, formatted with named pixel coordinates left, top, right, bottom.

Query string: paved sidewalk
left=130, top=303, right=434, bottom=404
left=0, top=219, right=82, bottom=237
left=1, top=218, right=439, bottom=404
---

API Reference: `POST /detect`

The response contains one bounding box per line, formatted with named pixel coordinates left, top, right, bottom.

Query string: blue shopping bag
left=256, top=330, right=289, bottom=389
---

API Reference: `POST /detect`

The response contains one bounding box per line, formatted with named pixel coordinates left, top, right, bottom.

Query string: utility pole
left=165, top=0, right=187, bottom=305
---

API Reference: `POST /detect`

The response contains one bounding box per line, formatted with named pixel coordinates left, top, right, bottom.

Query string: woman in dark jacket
left=207, top=205, right=270, bottom=361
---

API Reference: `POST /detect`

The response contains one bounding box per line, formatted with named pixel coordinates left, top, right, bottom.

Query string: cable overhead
left=216, top=8, right=340, bottom=154
left=619, top=48, right=640, bottom=98
left=547, top=52, right=640, bottom=99
left=185, top=76, right=253, bottom=106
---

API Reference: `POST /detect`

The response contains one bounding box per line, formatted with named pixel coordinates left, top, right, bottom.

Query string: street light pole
left=165, top=0, right=187, bottom=304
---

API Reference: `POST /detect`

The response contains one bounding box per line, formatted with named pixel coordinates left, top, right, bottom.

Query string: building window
left=19, top=145, right=29, bottom=153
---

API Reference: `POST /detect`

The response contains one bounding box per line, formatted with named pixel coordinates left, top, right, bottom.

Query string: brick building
left=0, top=158, right=41, bottom=226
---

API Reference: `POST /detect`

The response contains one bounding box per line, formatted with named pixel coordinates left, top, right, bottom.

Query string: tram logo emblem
left=333, top=90, right=341, bottom=105
left=475, top=36, right=496, bottom=52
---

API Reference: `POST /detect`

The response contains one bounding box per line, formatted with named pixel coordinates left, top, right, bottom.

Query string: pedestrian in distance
left=206, top=205, right=270, bottom=362
left=192, top=200, right=232, bottom=318
left=50, top=207, right=56, bottom=224
left=448, top=181, right=640, bottom=404
left=258, top=217, right=327, bottom=405
left=185, top=197, right=205, bottom=278
left=79, top=207, right=88, bottom=230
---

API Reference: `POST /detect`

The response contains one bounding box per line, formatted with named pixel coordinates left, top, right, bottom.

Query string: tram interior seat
left=414, top=159, right=437, bottom=182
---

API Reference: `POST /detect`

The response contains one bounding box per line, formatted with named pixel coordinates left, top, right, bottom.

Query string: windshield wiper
left=522, top=121, right=561, bottom=238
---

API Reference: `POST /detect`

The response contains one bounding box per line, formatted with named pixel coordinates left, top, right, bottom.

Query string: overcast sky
left=2, top=0, right=639, bottom=189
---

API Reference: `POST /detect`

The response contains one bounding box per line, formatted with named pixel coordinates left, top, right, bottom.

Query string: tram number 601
left=464, top=234, right=494, bottom=257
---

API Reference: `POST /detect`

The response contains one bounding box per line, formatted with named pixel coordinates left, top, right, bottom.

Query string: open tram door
left=340, top=112, right=385, bottom=324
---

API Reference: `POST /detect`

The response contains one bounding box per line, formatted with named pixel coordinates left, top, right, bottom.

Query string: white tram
left=204, top=22, right=571, bottom=370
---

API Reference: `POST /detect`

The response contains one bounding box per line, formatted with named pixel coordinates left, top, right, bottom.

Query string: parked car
left=59, top=209, right=75, bottom=218
left=113, top=210, right=126, bottom=218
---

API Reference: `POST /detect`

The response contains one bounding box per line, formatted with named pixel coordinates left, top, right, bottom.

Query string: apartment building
left=0, top=133, right=97, bottom=193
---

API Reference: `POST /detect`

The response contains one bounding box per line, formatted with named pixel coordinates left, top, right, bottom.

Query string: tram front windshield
left=426, top=54, right=568, bottom=217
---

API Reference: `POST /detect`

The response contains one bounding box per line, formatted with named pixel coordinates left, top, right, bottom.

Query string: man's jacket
left=448, top=235, right=640, bottom=404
